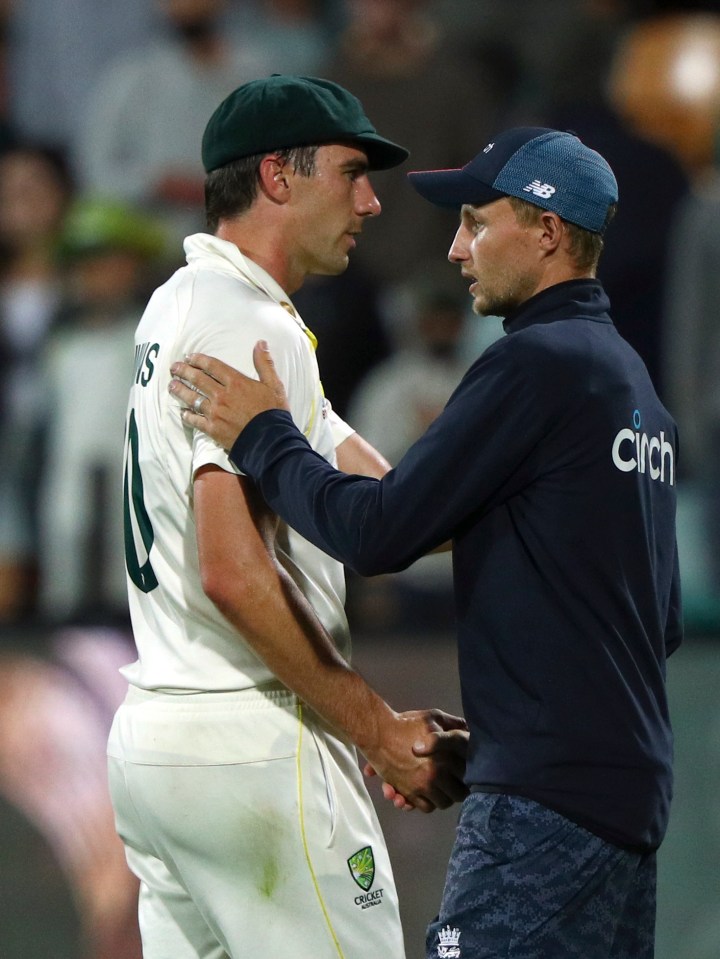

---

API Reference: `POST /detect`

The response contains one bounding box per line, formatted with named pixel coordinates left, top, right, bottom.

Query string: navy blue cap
left=407, top=127, right=618, bottom=233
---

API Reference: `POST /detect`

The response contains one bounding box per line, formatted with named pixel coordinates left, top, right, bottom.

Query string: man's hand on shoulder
left=169, top=341, right=289, bottom=449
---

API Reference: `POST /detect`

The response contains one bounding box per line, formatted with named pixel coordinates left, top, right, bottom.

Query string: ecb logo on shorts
left=347, top=846, right=375, bottom=891
left=437, top=925, right=461, bottom=958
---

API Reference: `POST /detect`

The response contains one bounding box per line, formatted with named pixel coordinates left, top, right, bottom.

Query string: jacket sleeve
left=229, top=343, right=546, bottom=575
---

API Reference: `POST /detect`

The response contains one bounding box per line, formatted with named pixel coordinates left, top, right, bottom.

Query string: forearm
left=230, top=412, right=448, bottom=574
left=209, top=557, right=393, bottom=756
left=336, top=430, right=391, bottom=479
left=195, top=467, right=449, bottom=803
left=210, top=556, right=465, bottom=809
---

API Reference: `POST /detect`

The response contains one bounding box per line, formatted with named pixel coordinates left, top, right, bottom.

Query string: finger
left=168, top=377, right=207, bottom=409
left=420, top=776, right=469, bottom=810
left=168, top=361, right=221, bottom=398
left=362, top=762, right=377, bottom=779
left=179, top=407, right=212, bottom=435
left=428, top=709, right=469, bottom=732
left=413, top=729, right=469, bottom=758
left=181, top=352, right=236, bottom=385
left=411, top=796, right=435, bottom=814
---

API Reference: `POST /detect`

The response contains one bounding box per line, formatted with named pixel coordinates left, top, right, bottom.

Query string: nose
left=448, top=224, right=468, bottom=263
left=356, top=177, right=381, bottom=217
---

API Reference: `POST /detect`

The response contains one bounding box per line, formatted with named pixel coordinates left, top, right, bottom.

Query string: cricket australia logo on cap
left=523, top=179, right=556, bottom=198
left=437, top=925, right=461, bottom=958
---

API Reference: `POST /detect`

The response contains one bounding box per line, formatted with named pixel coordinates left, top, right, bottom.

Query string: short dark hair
left=204, top=145, right=319, bottom=232
left=507, top=195, right=617, bottom=273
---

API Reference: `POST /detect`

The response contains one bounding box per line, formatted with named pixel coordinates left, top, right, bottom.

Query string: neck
left=215, top=214, right=303, bottom=294
left=532, top=261, right=595, bottom=300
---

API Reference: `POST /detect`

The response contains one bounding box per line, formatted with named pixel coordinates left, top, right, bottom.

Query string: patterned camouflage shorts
left=426, top=792, right=656, bottom=959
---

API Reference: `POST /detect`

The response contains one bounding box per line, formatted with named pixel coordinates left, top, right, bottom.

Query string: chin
left=316, top=256, right=349, bottom=277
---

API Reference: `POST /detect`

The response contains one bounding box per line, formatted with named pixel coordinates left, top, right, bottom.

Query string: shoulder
left=470, top=317, right=637, bottom=408
left=184, top=269, right=297, bottom=330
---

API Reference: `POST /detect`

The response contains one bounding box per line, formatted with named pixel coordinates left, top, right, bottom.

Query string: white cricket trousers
left=107, top=684, right=406, bottom=959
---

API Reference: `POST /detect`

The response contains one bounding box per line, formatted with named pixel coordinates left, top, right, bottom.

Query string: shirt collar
left=183, top=233, right=315, bottom=344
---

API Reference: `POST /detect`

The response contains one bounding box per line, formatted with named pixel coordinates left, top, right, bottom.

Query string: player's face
left=288, top=144, right=381, bottom=278
left=448, top=199, right=542, bottom=318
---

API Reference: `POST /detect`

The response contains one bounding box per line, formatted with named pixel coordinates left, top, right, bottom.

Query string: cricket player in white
left=110, top=75, right=468, bottom=959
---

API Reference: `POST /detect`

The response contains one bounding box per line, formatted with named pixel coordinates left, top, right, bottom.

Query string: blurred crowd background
left=0, top=1, right=719, bottom=957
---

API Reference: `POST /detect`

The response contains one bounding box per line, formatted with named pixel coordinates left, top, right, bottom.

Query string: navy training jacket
left=232, top=278, right=682, bottom=851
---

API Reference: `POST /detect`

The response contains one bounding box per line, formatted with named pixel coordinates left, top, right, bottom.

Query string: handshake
left=361, top=707, right=469, bottom=814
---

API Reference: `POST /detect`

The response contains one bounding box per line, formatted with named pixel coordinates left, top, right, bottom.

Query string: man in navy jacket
left=170, top=127, right=682, bottom=959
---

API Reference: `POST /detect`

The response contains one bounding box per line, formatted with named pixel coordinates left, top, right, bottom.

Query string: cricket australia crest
left=347, top=846, right=375, bottom=891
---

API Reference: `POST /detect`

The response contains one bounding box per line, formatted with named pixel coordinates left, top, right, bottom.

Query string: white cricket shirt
left=122, top=233, right=353, bottom=691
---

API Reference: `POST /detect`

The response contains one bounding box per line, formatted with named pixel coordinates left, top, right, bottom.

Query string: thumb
left=253, top=340, right=279, bottom=384
left=253, top=340, right=289, bottom=409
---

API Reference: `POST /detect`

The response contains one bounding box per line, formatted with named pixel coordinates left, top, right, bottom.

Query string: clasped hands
left=363, top=708, right=469, bottom=813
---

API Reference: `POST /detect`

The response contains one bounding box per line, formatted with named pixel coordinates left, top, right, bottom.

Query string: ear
left=257, top=155, right=292, bottom=203
left=537, top=210, right=564, bottom=255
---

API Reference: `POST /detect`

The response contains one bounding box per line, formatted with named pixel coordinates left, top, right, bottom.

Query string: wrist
left=350, top=696, right=397, bottom=762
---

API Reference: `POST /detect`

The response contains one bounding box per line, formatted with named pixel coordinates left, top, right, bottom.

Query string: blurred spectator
left=291, top=261, right=392, bottom=418
left=6, top=0, right=162, bottom=152
left=345, top=281, right=472, bottom=632
left=0, top=143, right=74, bottom=622
left=36, top=197, right=166, bottom=624
left=349, top=284, right=469, bottom=462
left=76, top=0, right=272, bottom=245
left=663, top=150, right=720, bottom=592
left=608, top=11, right=720, bottom=179
left=0, top=0, right=17, bottom=152
left=434, top=0, right=620, bottom=119
left=322, top=0, right=504, bottom=295
left=0, top=626, right=141, bottom=958
left=241, top=0, right=345, bottom=75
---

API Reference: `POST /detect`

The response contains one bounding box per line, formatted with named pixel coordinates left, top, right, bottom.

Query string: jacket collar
left=502, top=278, right=612, bottom=334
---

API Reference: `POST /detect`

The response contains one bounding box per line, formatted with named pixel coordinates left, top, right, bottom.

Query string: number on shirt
left=123, top=408, right=158, bottom=592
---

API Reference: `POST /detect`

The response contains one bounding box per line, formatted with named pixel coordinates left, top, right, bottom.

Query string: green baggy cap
left=201, top=74, right=409, bottom=173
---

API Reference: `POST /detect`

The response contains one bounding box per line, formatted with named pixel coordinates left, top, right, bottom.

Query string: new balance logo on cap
left=524, top=180, right=556, bottom=198
left=407, top=127, right=619, bottom=234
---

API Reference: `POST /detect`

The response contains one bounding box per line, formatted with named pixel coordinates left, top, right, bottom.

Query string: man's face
left=448, top=198, right=543, bottom=318
left=287, top=144, right=381, bottom=278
